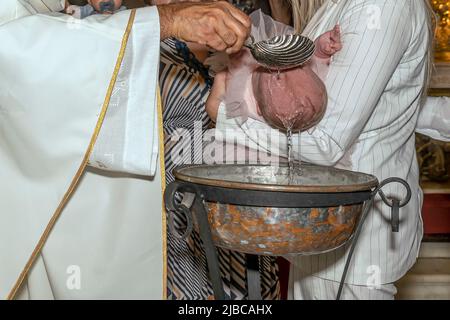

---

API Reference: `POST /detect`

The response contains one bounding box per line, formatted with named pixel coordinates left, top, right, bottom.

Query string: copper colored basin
left=173, top=164, right=378, bottom=256
left=205, top=203, right=363, bottom=256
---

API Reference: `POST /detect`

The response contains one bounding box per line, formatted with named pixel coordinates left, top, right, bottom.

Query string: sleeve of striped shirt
left=222, top=1, right=415, bottom=165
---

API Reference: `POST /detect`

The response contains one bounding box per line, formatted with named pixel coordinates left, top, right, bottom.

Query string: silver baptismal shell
left=247, top=34, right=316, bottom=70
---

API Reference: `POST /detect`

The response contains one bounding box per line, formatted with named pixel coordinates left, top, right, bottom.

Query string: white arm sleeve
left=89, top=7, right=161, bottom=176
left=416, top=96, right=450, bottom=142
left=1, top=5, right=161, bottom=177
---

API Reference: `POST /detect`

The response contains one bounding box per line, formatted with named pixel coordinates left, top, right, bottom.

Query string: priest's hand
left=157, top=1, right=251, bottom=54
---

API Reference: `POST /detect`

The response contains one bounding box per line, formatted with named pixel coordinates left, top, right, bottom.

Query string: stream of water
left=282, top=122, right=303, bottom=184
left=286, top=127, right=295, bottom=182
left=270, top=70, right=303, bottom=184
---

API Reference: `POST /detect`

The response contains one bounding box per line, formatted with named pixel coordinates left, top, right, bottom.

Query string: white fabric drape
left=0, top=1, right=164, bottom=299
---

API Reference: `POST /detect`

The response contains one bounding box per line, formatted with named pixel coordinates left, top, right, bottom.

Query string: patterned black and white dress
left=160, top=38, right=280, bottom=300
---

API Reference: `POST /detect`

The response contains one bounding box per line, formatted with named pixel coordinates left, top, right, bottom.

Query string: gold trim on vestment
left=156, top=89, right=168, bottom=300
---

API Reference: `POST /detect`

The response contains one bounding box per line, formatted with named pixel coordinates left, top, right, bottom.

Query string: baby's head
left=252, top=66, right=327, bottom=132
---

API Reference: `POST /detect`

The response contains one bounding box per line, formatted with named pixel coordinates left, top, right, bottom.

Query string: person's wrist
left=157, top=4, right=178, bottom=40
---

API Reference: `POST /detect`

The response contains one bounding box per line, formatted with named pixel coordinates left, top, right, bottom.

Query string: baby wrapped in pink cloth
left=206, top=11, right=342, bottom=132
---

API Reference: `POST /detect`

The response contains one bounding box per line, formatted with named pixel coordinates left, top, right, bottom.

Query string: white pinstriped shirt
left=215, top=0, right=449, bottom=285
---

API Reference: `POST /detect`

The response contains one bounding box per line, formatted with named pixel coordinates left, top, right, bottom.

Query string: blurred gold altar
left=432, top=0, right=450, bottom=61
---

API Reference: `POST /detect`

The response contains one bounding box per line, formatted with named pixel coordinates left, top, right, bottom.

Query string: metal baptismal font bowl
left=168, top=164, right=379, bottom=256
left=165, top=163, right=411, bottom=300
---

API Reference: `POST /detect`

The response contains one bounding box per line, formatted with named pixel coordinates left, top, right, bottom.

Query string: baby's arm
left=314, top=24, right=342, bottom=62
left=207, top=49, right=261, bottom=123
left=309, top=24, right=342, bottom=80
left=206, top=72, right=227, bottom=123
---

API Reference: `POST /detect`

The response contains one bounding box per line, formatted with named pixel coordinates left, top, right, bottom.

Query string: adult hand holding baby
left=157, top=1, right=251, bottom=54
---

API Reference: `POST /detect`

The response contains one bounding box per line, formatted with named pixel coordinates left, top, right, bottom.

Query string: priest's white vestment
left=0, top=0, right=166, bottom=299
